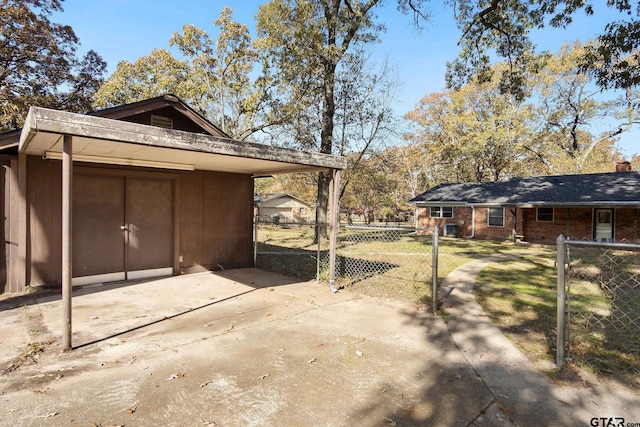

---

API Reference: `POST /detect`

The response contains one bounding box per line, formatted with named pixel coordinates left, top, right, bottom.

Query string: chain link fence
left=322, top=225, right=435, bottom=307
left=254, top=221, right=325, bottom=281
left=254, top=221, right=436, bottom=308
left=557, top=237, right=640, bottom=380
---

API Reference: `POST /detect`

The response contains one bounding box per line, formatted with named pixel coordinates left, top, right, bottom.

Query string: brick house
left=410, top=164, right=640, bottom=244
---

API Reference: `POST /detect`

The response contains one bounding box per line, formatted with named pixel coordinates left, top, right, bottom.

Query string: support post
left=253, top=217, right=258, bottom=268
left=328, top=169, right=340, bottom=293
left=432, top=226, right=439, bottom=314
left=62, top=136, right=73, bottom=350
left=556, top=234, right=566, bottom=368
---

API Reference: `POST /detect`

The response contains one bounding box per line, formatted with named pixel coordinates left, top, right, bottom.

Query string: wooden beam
left=62, top=135, right=73, bottom=350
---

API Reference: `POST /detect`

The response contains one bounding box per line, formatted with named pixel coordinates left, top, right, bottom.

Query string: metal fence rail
left=254, top=221, right=438, bottom=312
left=556, top=236, right=640, bottom=379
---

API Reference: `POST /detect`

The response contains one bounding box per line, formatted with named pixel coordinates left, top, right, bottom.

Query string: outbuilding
left=0, top=95, right=346, bottom=295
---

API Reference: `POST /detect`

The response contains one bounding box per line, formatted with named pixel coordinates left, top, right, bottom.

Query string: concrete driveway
left=1, top=268, right=494, bottom=426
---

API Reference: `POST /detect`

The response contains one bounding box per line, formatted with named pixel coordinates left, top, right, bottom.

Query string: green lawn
left=474, top=249, right=640, bottom=386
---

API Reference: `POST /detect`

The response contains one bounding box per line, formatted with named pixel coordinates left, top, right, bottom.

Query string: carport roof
left=18, top=107, right=346, bottom=175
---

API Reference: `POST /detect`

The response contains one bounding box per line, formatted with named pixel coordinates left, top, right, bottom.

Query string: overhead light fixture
left=43, top=151, right=195, bottom=171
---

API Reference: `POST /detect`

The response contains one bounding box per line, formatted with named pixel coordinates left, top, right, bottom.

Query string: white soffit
left=18, top=107, right=346, bottom=175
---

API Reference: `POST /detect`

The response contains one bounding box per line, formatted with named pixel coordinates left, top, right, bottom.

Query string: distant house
left=0, top=95, right=345, bottom=293
left=257, top=193, right=314, bottom=224
left=410, top=164, right=640, bottom=244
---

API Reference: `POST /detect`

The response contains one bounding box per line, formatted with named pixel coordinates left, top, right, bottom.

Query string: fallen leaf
left=266, top=313, right=272, bottom=317
left=200, top=419, right=218, bottom=426
left=308, top=358, right=317, bottom=364
left=35, top=412, right=58, bottom=419
left=200, top=381, right=212, bottom=388
left=276, top=348, right=286, bottom=352
left=256, top=373, right=270, bottom=380
left=316, top=343, right=324, bottom=348
left=127, top=407, right=137, bottom=415
left=355, top=351, right=363, bottom=356
left=454, top=374, right=462, bottom=379
left=167, top=373, right=185, bottom=381
left=406, top=406, right=417, bottom=413
left=498, top=403, right=512, bottom=415
left=385, top=417, right=397, bottom=426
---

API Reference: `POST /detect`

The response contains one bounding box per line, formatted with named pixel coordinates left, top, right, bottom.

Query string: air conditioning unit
left=444, top=224, right=459, bottom=237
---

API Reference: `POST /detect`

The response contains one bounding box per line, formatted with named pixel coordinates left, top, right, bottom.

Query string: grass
left=474, top=250, right=640, bottom=387
left=255, top=222, right=532, bottom=306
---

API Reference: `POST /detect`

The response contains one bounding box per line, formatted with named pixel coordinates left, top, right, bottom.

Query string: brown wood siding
left=25, top=156, right=253, bottom=286
left=179, top=170, right=253, bottom=272
left=27, top=156, right=62, bottom=285
left=1, top=159, right=9, bottom=292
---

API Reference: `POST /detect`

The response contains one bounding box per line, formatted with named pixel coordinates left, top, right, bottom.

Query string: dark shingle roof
left=409, top=172, right=640, bottom=206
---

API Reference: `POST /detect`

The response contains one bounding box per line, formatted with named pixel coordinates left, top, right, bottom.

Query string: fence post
left=316, top=222, right=321, bottom=281
left=556, top=234, right=566, bottom=368
left=432, top=226, right=439, bottom=314
left=253, top=219, right=258, bottom=267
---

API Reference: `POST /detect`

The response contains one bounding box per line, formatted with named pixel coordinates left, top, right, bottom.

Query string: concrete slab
left=0, top=268, right=493, bottom=426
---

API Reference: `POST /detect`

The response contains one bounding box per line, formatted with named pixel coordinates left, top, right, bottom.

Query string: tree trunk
left=315, top=59, right=337, bottom=242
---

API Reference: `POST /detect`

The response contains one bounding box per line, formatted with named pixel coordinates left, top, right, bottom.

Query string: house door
left=72, top=174, right=173, bottom=286
left=594, top=209, right=613, bottom=242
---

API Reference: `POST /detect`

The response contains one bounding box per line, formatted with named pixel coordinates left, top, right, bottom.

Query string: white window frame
left=487, top=207, right=504, bottom=227
left=536, top=207, right=554, bottom=222
left=430, top=206, right=453, bottom=219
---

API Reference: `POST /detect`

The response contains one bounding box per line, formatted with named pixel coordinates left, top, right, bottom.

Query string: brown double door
left=72, top=174, right=173, bottom=285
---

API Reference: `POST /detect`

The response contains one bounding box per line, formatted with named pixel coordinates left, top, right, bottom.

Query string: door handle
left=120, top=225, right=128, bottom=231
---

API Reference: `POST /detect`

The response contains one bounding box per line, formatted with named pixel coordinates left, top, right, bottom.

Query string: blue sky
left=54, top=0, right=639, bottom=157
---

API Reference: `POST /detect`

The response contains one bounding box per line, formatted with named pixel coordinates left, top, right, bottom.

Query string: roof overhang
left=19, top=107, right=346, bottom=176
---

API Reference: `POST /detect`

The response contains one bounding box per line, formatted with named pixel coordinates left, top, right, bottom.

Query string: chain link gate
left=557, top=236, right=640, bottom=380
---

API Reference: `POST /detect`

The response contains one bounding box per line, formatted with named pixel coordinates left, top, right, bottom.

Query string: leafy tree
left=95, top=7, right=277, bottom=140
left=1, top=0, right=106, bottom=131
left=407, top=63, right=532, bottom=183
left=256, top=0, right=428, bottom=235
left=93, top=49, right=188, bottom=108
left=523, top=42, right=633, bottom=174
left=445, top=0, right=640, bottom=95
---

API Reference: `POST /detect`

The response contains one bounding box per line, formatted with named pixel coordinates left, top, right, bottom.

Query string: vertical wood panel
left=27, top=156, right=62, bottom=285
left=179, top=171, right=204, bottom=269
left=179, top=170, right=253, bottom=272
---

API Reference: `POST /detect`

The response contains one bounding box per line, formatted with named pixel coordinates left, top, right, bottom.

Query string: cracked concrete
left=0, top=264, right=637, bottom=426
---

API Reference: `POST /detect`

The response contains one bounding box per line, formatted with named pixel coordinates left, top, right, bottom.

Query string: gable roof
left=410, top=172, right=640, bottom=207
left=0, top=94, right=228, bottom=151
left=90, top=94, right=229, bottom=138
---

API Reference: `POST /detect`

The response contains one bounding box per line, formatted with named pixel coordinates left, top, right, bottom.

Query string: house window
left=487, top=207, right=504, bottom=227
left=537, top=207, right=554, bottom=222
left=299, top=207, right=306, bottom=215
left=430, top=206, right=453, bottom=218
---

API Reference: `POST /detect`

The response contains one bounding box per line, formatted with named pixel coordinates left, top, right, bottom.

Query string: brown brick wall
left=616, top=208, right=639, bottom=242
left=416, top=206, right=640, bottom=243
